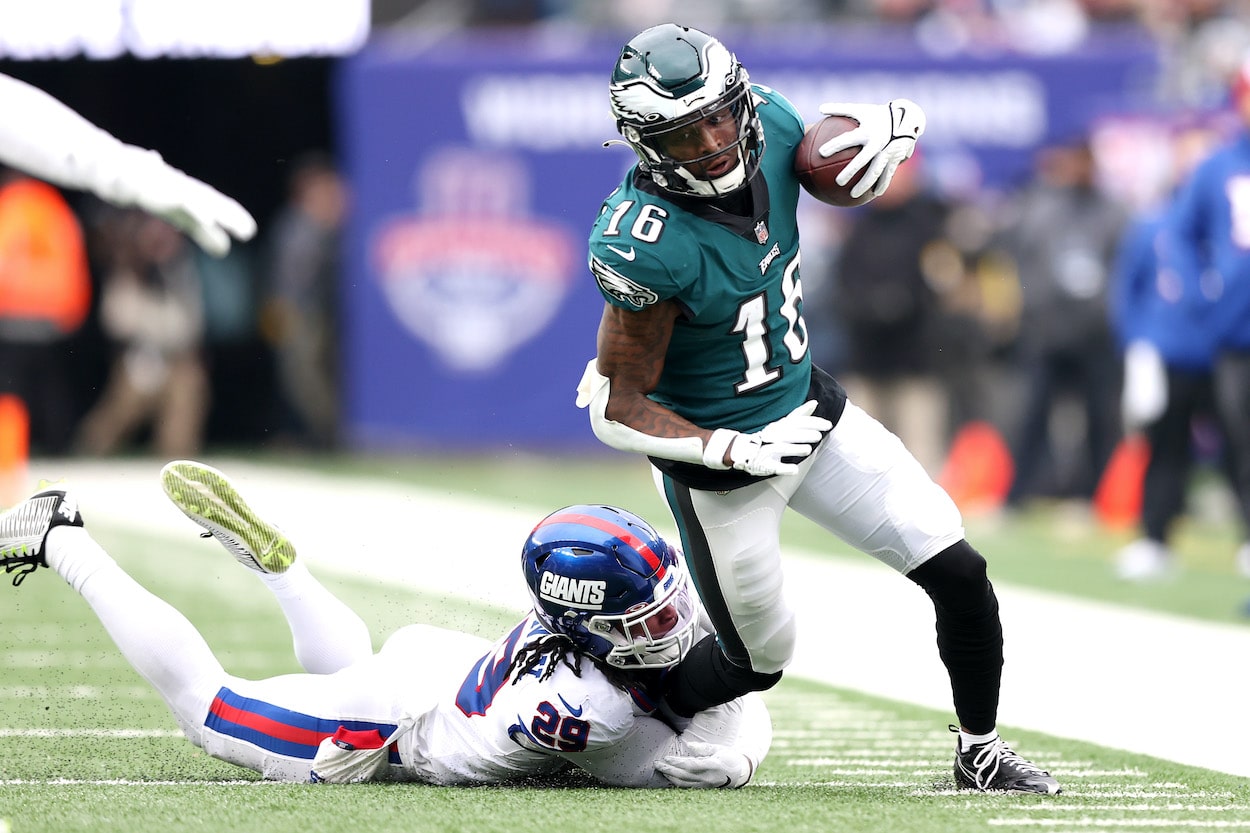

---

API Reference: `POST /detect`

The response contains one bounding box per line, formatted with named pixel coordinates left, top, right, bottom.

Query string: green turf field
left=2, top=454, right=1248, bottom=832
left=312, top=450, right=1250, bottom=624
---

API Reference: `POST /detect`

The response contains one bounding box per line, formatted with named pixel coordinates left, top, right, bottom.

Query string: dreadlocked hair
left=506, top=633, right=585, bottom=684
left=505, top=633, right=653, bottom=691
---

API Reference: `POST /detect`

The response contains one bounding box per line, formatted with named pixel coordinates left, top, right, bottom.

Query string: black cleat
left=0, top=489, right=83, bottom=586
left=953, top=727, right=1061, bottom=794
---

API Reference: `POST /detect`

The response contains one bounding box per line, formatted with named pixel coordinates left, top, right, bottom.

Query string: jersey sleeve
left=754, top=84, right=806, bottom=138
left=587, top=177, right=709, bottom=312
left=588, top=229, right=683, bottom=312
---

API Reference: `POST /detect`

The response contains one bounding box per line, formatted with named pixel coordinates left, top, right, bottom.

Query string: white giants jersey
left=400, top=613, right=668, bottom=787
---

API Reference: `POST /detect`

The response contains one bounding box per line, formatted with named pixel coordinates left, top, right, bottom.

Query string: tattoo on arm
left=596, top=302, right=714, bottom=444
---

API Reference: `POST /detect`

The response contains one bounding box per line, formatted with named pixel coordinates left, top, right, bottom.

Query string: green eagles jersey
left=588, top=86, right=812, bottom=435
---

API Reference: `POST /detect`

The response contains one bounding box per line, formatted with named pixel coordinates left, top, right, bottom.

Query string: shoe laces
left=968, top=736, right=1047, bottom=779
left=3, top=555, right=41, bottom=587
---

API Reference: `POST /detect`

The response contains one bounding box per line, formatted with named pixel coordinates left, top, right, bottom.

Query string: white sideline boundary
left=25, top=458, right=1250, bottom=780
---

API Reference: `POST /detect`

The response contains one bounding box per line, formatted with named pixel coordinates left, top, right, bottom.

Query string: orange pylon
left=0, top=394, right=30, bottom=508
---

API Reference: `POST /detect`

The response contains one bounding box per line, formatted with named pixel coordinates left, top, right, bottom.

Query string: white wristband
left=701, top=429, right=738, bottom=471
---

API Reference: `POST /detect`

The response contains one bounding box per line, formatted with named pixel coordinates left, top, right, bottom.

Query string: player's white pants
left=654, top=401, right=965, bottom=675
left=199, top=625, right=489, bottom=781
left=46, top=526, right=489, bottom=782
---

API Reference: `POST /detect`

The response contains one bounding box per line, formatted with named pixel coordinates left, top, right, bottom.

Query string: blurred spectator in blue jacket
left=1167, top=58, right=1250, bottom=583
left=1109, top=119, right=1247, bottom=580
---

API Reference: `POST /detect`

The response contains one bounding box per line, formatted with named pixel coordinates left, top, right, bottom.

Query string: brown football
left=794, top=115, right=873, bottom=207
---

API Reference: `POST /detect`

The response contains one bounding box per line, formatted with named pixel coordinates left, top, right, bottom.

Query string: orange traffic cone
left=939, top=421, right=1014, bottom=514
left=1093, top=434, right=1150, bottom=530
left=0, top=394, right=29, bottom=508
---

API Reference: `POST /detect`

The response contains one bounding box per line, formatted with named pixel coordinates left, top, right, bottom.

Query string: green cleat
left=160, top=460, right=296, bottom=574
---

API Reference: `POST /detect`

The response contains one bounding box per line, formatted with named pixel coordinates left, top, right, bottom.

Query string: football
left=794, top=115, right=873, bottom=207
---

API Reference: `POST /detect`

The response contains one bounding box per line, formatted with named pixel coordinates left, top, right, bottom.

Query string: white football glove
left=108, top=145, right=258, bottom=258
left=816, top=98, right=926, bottom=200
left=1121, top=340, right=1167, bottom=432
left=656, top=741, right=755, bottom=789
left=702, top=400, right=832, bottom=477
left=0, top=72, right=256, bottom=258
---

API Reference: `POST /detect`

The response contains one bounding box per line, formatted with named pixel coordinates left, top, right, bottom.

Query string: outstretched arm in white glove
left=816, top=98, right=926, bottom=200
left=0, top=72, right=257, bottom=257
left=702, top=400, right=833, bottom=477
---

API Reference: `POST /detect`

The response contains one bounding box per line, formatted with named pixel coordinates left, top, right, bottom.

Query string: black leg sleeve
left=660, top=634, right=784, bottom=718
left=907, top=540, right=1003, bottom=734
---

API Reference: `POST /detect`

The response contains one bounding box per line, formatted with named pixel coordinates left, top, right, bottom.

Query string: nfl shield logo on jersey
left=754, top=220, right=769, bottom=244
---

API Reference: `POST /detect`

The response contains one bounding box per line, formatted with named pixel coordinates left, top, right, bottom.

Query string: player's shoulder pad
left=751, top=84, right=805, bottom=143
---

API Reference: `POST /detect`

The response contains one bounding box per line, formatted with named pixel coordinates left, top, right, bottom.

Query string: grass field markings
left=3, top=651, right=134, bottom=669
left=1040, top=763, right=1118, bottom=772
left=786, top=757, right=950, bottom=768
left=769, top=709, right=919, bottom=724
left=1080, top=780, right=1235, bottom=790
left=1038, top=768, right=1150, bottom=778
left=0, top=684, right=155, bottom=699
left=790, top=766, right=942, bottom=776
left=985, top=821, right=1250, bottom=828
left=754, top=780, right=919, bottom=788
left=771, top=728, right=941, bottom=740
left=776, top=745, right=964, bottom=757
left=1075, top=790, right=1239, bottom=800
left=0, top=728, right=183, bottom=738
left=1011, top=806, right=1250, bottom=813
left=0, top=779, right=267, bottom=787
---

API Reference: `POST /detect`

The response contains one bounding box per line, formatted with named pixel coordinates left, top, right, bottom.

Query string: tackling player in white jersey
left=0, top=72, right=255, bottom=256
left=0, top=461, right=769, bottom=787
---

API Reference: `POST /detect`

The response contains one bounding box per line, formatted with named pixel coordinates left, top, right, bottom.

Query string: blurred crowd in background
left=385, top=0, right=1250, bottom=104
left=2, top=0, right=1250, bottom=579
left=0, top=152, right=345, bottom=459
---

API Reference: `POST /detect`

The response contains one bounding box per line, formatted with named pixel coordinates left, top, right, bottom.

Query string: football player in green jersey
left=576, top=23, right=1059, bottom=795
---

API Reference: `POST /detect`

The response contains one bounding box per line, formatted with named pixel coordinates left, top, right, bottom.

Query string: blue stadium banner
left=337, top=28, right=1157, bottom=451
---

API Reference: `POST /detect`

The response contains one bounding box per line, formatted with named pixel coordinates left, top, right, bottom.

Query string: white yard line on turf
left=30, top=458, right=1250, bottom=779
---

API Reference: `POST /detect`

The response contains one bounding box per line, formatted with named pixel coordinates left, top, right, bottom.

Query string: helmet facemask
left=627, top=86, right=762, bottom=198
left=522, top=504, right=701, bottom=670
left=585, top=565, right=697, bottom=668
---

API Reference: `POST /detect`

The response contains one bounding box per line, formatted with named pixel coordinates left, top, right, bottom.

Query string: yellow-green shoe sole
left=160, top=461, right=296, bottom=574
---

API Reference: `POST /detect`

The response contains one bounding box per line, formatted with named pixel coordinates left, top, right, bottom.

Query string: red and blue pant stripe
left=205, top=686, right=402, bottom=765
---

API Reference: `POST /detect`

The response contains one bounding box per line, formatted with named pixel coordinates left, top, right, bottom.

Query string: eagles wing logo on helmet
left=609, top=24, right=733, bottom=126
left=590, top=256, right=659, bottom=309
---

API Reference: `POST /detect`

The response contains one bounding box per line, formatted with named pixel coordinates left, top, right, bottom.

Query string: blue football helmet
left=608, top=23, right=764, bottom=198
left=521, top=504, right=697, bottom=669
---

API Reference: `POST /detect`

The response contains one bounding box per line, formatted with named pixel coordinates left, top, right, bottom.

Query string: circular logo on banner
left=371, top=148, right=578, bottom=373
